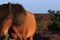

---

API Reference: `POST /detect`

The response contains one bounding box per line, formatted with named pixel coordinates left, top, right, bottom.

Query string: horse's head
left=0, top=3, right=12, bottom=38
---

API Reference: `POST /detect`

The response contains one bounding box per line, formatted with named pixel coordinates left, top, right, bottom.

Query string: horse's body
left=0, top=3, right=36, bottom=40
left=9, top=11, right=36, bottom=40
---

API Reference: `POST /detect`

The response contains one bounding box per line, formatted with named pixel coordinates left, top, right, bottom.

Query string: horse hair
left=0, top=2, right=26, bottom=27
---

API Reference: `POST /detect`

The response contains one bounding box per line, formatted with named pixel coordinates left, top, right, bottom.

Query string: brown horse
left=0, top=3, right=36, bottom=40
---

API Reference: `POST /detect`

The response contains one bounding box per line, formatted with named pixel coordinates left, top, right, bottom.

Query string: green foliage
left=48, top=9, right=60, bottom=34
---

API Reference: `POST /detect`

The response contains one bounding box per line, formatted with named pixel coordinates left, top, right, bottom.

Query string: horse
left=0, top=3, right=36, bottom=40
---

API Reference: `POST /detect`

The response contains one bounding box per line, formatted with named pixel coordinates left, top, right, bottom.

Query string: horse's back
left=25, top=11, right=36, bottom=38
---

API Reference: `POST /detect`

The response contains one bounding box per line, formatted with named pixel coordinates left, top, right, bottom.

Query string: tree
left=48, top=10, right=60, bottom=34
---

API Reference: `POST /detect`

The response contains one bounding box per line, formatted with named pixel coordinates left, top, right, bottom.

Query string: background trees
left=48, top=9, right=60, bottom=34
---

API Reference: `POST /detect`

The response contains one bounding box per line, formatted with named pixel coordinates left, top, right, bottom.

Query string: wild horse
left=0, top=3, right=36, bottom=40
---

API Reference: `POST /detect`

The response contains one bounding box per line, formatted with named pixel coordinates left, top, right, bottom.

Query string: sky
left=0, top=0, right=60, bottom=13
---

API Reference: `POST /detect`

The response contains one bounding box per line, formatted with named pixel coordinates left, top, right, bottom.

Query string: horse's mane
left=0, top=2, right=26, bottom=30
left=11, top=3, right=26, bottom=26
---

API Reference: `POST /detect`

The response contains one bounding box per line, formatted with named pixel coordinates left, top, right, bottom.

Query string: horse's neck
left=11, top=12, right=28, bottom=36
